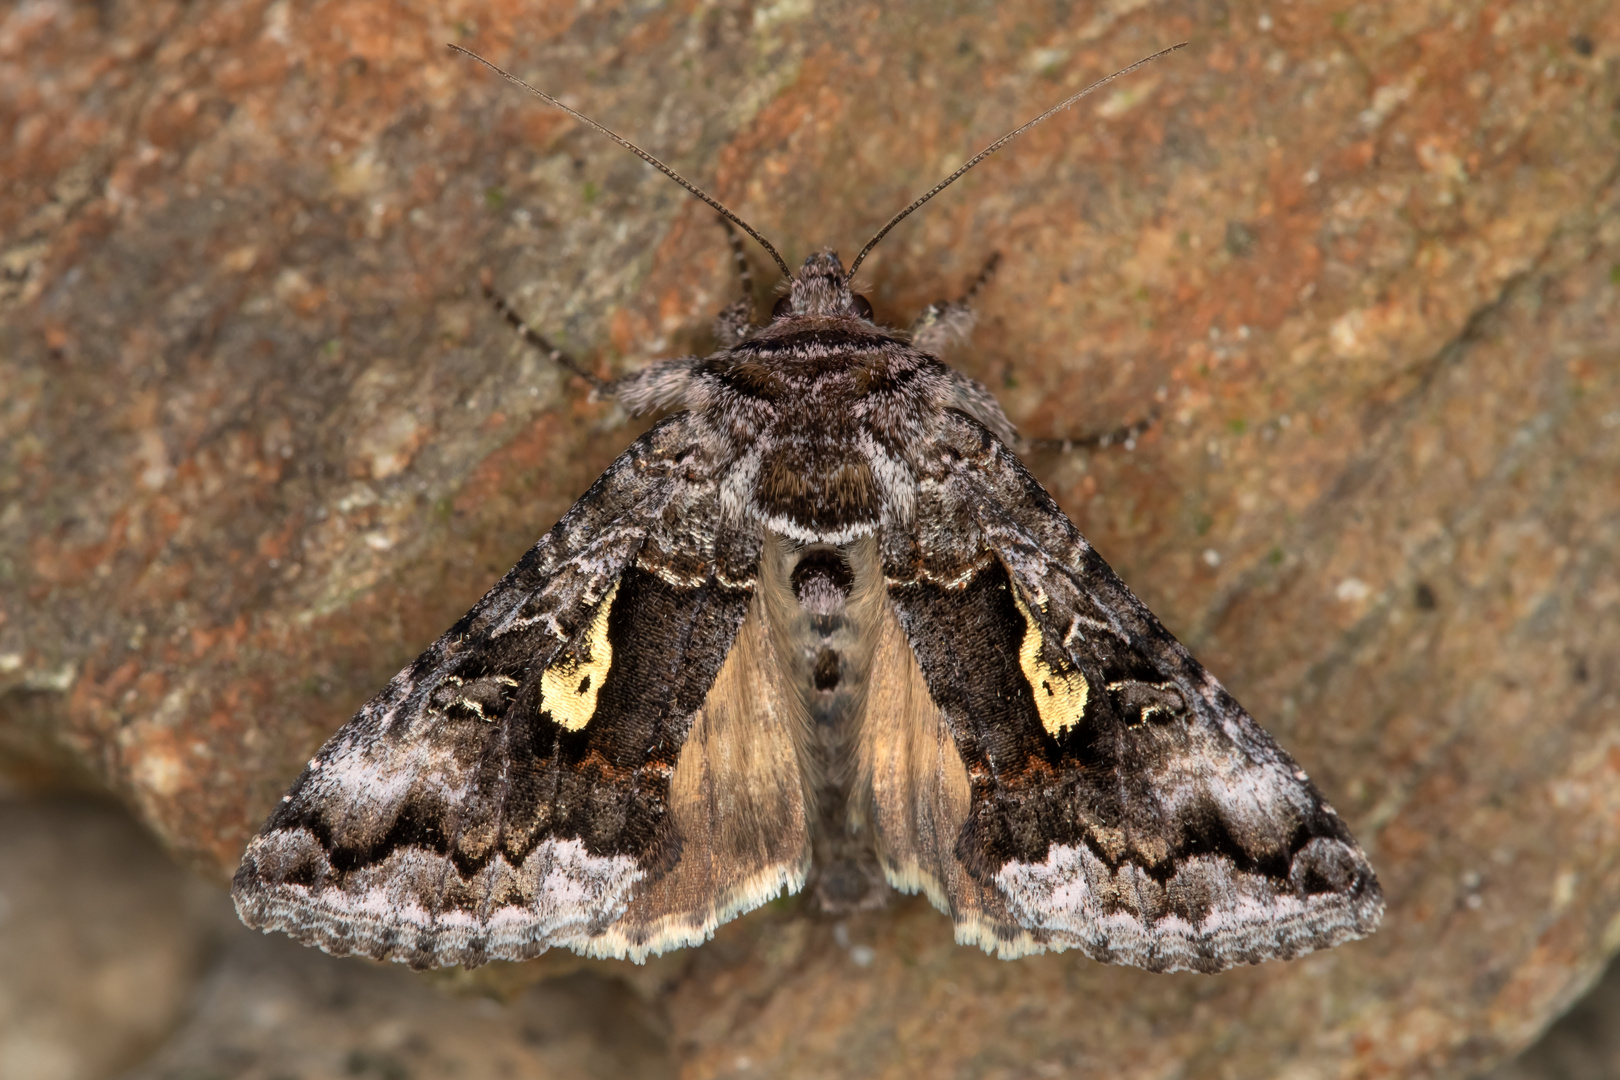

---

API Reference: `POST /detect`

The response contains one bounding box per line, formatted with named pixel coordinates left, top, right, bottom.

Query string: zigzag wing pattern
left=233, top=415, right=808, bottom=967
left=877, top=412, right=1383, bottom=972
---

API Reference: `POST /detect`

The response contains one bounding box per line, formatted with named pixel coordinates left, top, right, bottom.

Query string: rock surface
left=1482, top=953, right=1620, bottom=1080
left=0, top=797, right=216, bottom=1080
left=3, top=0, right=1619, bottom=1077
left=0, top=794, right=676, bottom=1080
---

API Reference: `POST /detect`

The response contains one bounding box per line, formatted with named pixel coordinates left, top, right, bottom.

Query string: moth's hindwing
left=871, top=412, right=1383, bottom=972
left=601, top=592, right=811, bottom=958
left=231, top=415, right=811, bottom=967
left=860, top=597, right=1044, bottom=957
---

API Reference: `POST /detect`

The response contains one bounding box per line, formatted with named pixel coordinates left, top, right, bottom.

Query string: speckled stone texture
left=2, top=1, right=1617, bottom=1077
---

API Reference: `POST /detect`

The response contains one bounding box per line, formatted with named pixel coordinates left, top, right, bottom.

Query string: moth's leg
left=1020, top=413, right=1157, bottom=455
left=615, top=219, right=760, bottom=413
left=912, top=254, right=1154, bottom=454
left=713, top=217, right=756, bottom=347
left=615, top=217, right=767, bottom=413
left=480, top=269, right=608, bottom=393
left=609, top=216, right=760, bottom=413
left=909, top=251, right=1002, bottom=354
left=605, top=356, right=705, bottom=417
left=482, top=268, right=704, bottom=417
left=958, top=249, right=1002, bottom=304
left=948, top=371, right=1018, bottom=447
left=947, top=373, right=1155, bottom=454
left=915, top=251, right=1020, bottom=444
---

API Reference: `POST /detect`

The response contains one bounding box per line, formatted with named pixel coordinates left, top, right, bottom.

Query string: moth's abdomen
left=788, top=547, right=860, bottom=713
left=701, top=325, right=948, bottom=545
left=759, top=537, right=889, bottom=912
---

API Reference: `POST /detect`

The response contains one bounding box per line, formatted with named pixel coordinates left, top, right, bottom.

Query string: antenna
left=846, top=42, right=1188, bottom=277
left=450, top=44, right=794, bottom=280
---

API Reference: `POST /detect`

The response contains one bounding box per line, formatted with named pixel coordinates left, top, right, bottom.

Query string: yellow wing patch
left=540, top=581, right=620, bottom=731
left=1012, top=586, right=1088, bottom=738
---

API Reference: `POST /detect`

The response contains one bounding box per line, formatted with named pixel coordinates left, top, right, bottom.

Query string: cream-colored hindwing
left=860, top=600, right=1042, bottom=957
left=587, top=592, right=812, bottom=959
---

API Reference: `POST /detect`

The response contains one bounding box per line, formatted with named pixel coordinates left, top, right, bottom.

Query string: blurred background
left=3, top=0, right=1617, bottom=1076
left=4, top=787, right=1613, bottom=1079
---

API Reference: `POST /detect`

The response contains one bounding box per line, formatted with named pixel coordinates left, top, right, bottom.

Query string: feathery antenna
left=846, top=42, right=1188, bottom=277
left=450, top=44, right=794, bottom=280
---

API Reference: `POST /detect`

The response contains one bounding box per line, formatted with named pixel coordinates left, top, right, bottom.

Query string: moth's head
left=772, top=252, right=874, bottom=322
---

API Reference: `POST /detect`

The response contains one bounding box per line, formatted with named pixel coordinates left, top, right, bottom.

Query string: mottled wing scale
left=233, top=415, right=811, bottom=967
left=869, top=412, right=1383, bottom=972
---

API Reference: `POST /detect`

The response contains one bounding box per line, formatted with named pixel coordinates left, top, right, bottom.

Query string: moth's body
left=617, top=254, right=1010, bottom=912
left=759, top=537, right=882, bottom=912
left=234, top=251, right=1383, bottom=972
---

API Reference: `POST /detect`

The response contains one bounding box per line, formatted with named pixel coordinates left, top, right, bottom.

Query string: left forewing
left=233, top=416, right=805, bottom=967
left=884, top=413, right=1383, bottom=972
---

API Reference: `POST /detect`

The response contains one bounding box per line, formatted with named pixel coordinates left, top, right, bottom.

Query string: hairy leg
left=909, top=251, right=1001, bottom=354
left=479, top=268, right=607, bottom=393
left=713, top=217, right=758, bottom=347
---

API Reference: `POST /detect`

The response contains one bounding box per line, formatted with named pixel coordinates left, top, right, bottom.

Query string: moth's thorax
left=699, top=323, right=948, bottom=544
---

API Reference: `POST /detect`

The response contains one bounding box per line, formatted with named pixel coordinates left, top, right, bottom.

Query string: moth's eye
left=771, top=296, right=793, bottom=319
left=850, top=293, right=874, bottom=320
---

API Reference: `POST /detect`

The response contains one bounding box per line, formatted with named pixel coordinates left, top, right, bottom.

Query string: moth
left=234, top=43, right=1383, bottom=973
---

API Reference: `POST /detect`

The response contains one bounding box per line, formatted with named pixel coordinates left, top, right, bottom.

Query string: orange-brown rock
left=3, top=1, right=1617, bottom=1077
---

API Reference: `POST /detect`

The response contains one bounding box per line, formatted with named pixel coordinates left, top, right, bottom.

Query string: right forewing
left=870, top=412, right=1382, bottom=972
